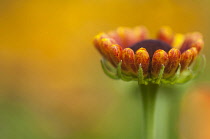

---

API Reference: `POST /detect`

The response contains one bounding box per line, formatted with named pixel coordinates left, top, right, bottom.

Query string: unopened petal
left=122, top=48, right=136, bottom=73
left=190, top=39, right=204, bottom=53
left=135, top=48, right=150, bottom=76
left=152, top=50, right=169, bottom=78
left=109, top=44, right=122, bottom=66
left=180, top=49, right=193, bottom=72
left=180, top=32, right=203, bottom=53
left=164, top=48, right=181, bottom=78
left=171, top=33, right=185, bottom=49
left=133, top=26, right=149, bottom=42
left=93, top=33, right=109, bottom=54
left=157, top=26, right=173, bottom=45
left=100, top=38, right=116, bottom=58
left=108, top=31, right=122, bottom=46
left=189, top=47, right=198, bottom=65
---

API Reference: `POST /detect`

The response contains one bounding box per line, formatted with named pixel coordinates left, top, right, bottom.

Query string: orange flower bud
left=135, top=48, right=150, bottom=76
left=152, top=50, right=169, bottom=78
left=133, top=26, right=149, bottom=42
left=93, top=33, right=109, bottom=54
left=100, top=38, right=116, bottom=58
left=171, top=33, right=185, bottom=49
left=117, top=27, right=137, bottom=48
left=180, top=49, right=193, bottom=72
left=190, top=39, right=204, bottom=53
left=109, top=26, right=149, bottom=49
left=164, top=48, right=181, bottom=78
left=116, top=27, right=128, bottom=48
left=157, top=26, right=173, bottom=45
left=189, top=47, right=198, bottom=65
left=191, top=47, right=198, bottom=58
left=94, top=26, right=204, bottom=84
left=180, top=32, right=203, bottom=53
left=124, top=28, right=138, bottom=47
left=122, top=48, right=136, bottom=73
left=108, top=31, right=122, bottom=47
left=109, top=44, right=122, bottom=66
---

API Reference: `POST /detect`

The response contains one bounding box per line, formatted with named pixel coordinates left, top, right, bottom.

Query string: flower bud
left=180, top=32, right=203, bottom=53
left=108, top=31, right=121, bottom=46
left=135, top=48, right=150, bottom=76
left=93, top=33, right=109, bottom=54
left=157, top=26, right=173, bottom=45
left=122, top=48, right=136, bottom=73
left=164, top=48, right=181, bottom=78
left=109, top=44, right=122, bottom=66
left=117, top=27, right=138, bottom=48
left=152, top=50, right=169, bottom=78
left=171, top=33, right=185, bottom=49
left=180, top=49, right=193, bottom=72
left=94, top=26, right=204, bottom=84
left=100, top=38, right=116, bottom=58
left=189, top=47, right=198, bottom=65
left=190, top=39, right=204, bottom=53
left=133, top=26, right=149, bottom=42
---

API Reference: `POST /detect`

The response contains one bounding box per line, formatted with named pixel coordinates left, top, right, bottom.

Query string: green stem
left=155, top=85, right=187, bottom=139
left=140, top=84, right=159, bottom=139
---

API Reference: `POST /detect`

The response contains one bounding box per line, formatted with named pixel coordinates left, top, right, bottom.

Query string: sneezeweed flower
left=93, top=26, right=206, bottom=139
left=93, top=26, right=205, bottom=85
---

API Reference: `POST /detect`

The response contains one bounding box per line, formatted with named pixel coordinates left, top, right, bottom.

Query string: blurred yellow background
left=0, top=0, right=210, bottom=139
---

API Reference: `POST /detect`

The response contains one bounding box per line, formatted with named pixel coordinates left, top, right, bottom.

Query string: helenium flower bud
left=93, top=26, right=205, bottom=85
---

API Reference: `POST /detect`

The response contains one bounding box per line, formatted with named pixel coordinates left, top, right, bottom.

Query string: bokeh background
left=0, top=0, right=210, bottom=139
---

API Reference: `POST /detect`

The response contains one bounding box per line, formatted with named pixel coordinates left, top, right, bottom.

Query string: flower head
left=93, top=26, right=205, bottom=85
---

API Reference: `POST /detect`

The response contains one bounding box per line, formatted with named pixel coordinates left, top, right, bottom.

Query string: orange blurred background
left=0, top=0, right=210, bottom=139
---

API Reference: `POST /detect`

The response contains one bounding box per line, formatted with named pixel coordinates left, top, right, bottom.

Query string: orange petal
left=180, top=32, right=203, bottom=53
left=109, top=44, right=122, bottom=66
left=108, top=31, right=122, bottom=46
left=180, top=49, right=193, bottom=72
left=189, top=47, right=198, bottom=65
left=133, top=26, right=149, bottom=42
left=157, top=26, right=173, bottom=45
left=117, top=27, right=135, bottom=48
left=171, top=33, right=185, bottom=49
left=164, top=48, right=181, bottom=78
left=152, top=49, right=169, bottom=78
left=100, top=38, right=116, bottom=58
left=122, top=48, right=136, bottom=73
left=123, top=28, right=137, bottom=47
left=190, top=39, right=204, bottom=53
left=93, top=33, right=109, bottom=54
left=135, top=48, right=150, bottom=76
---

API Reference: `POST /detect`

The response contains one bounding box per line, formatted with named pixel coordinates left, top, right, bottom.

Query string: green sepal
left=154, top=64, right=165, bottom=84
left=117, top=60, right=133, bottom=81
left=138, top=64, right=147, bottom=85
left=176, top=68, right=193, bottom=84
left=191, top=54, right=206, bottom=79
left=169, top=64, right=181, bottom=84
left=100, top=59, right=119, bottom=80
